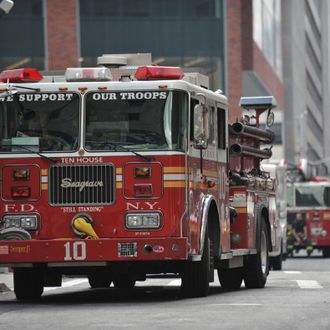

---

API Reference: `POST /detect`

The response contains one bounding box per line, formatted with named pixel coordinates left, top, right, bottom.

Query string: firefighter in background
left=291, top=212, right=313, bottom=256
left=286, top=223, right=295, bottom=257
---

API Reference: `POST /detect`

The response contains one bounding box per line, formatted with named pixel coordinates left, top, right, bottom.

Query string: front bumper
left=0, top=237, right=188, bottom=265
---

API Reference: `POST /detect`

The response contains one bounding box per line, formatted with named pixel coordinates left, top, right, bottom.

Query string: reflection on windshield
left=0, top=93, right=79, bottom=152
left=85, top=90, right=188, bottom=151
left=295, top=185, right=330, bottom=207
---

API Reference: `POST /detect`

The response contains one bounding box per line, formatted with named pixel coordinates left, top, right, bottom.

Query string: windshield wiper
left=86, top=140, right=153, bottom=162
left=0, top=144, right=57, bottom=164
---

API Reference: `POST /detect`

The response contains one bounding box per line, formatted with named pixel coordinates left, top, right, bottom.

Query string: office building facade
left=282, top=0, right=330, bottom=175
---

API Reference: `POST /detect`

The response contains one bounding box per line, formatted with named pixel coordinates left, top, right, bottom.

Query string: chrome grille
left=49, top=164, right=115, bottom=205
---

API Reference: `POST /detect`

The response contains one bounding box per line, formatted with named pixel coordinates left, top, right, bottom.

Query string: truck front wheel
left=14, top=268, right=44, bottom=301
left=244, top=217, right=269, bottom=288
left=113, top=275, right=136, bottom=289
left=88, top=274, right=112, bottom=288
left=270, top=253, right=282, bottom=270
left=181, top=229, right=211, bottom=297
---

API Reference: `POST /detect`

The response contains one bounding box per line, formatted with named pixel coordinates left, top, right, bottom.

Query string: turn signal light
left=13, top=169, right=30, bottom=181
left=134, top=166, right=151, bottom=178
left=135, top=66, right=184, bottom=80
left=0, top=68, right=43, bottom=83
left=11, top=186, right=31, bottom=198
left=134, top=184, right=152, bottom=197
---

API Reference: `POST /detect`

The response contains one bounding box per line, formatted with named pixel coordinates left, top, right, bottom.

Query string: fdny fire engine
left=287, top=176, right=330, bottom=257
left=0, top=54, right=277, bottom=300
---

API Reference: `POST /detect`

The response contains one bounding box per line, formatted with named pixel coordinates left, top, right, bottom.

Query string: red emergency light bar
left=135, top=66, right=184, bottom=80
left=0, top=68, right=43, bottom=83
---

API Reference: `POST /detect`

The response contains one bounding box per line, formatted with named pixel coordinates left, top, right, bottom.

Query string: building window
left=253, top=0, right=282, bottom=78
left=79, top=0, right=225, bottom=90
left=0, top=0, right=44, bottom=70
left=80, top=0, right=216, bottom=18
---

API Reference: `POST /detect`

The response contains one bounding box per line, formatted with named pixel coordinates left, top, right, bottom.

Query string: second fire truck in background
left=287, top=176, right=330, bottom=257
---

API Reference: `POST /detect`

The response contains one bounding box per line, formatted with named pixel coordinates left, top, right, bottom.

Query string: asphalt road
left=1, top=251, right=330, bottom=330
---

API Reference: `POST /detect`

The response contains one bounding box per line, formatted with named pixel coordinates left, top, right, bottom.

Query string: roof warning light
left=135, top=66, right=184, bottom=80
left=0, top=68, right=43, bottom=83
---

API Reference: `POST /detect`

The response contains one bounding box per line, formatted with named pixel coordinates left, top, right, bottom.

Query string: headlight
left=126, top=213, right=161, bottom=229
left=2, top=214, right=38, bottom=230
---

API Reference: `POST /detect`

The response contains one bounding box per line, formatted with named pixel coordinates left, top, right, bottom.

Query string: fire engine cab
left=0, top=54, right=277, bottom=300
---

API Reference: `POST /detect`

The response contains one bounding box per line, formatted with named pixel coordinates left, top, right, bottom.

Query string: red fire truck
left=287, top=177, right=330, bottom=257
left=0, top=54, right=277, bottom=300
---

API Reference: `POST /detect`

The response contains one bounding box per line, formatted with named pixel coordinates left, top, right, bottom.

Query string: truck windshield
left=85, top=90, right=188, bottom=151
left=295, top=185, right=330, bottom=207
left=0, top=92, right=79, bottom=152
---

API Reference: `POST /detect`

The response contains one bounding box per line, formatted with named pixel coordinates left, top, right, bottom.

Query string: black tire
left=88, top=274, right=112, bottom=288
left=181, top=230, right=211, bottom=298
left=14, top=268, right=44, bottom=301
left=218, top=268, right=243, bottom=290
left=271, top=239, right=283, bottom=271
left=322, top=247, right=330, bottom=258
left=113, top=275, right=136, bottom=289
left=244, top=217, right=270, bottom=288
left=270, top=253, right=282, bottom=271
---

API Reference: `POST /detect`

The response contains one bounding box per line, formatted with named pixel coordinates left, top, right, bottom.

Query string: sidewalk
left=0, top=268, right=13, bottom=292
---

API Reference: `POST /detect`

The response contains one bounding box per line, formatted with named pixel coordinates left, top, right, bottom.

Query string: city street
left=1, top=252, right=330, bottom=330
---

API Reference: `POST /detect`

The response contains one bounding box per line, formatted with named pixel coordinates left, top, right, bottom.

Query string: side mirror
left=193, top=103, right=209, bottom=149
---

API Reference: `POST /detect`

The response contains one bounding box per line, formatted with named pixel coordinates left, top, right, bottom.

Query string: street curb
left=0, top=282, right=11, bottom=292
